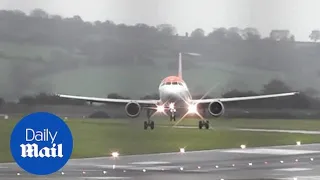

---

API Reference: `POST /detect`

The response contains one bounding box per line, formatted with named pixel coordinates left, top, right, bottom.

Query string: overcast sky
left=0, top=0, right=318, bottom=41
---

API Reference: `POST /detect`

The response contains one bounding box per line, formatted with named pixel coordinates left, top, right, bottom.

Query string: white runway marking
left=170, top=125, right=320, bottom=134
left=81, top=177, right=131, bottom=179
left=280, top=176, right=320, bottom=180
left=231, top=128, right=320, bottom=134
left=130, top=161, right=170, bottom=165
left=222, top=148, right=320, bottom=155
left=126, top=166, right=180, bottom=171
left=275, top=168, right=312, bottom=171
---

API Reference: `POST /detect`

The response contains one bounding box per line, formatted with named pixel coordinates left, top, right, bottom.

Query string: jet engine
left=125, top=102, right=141, bottom=118
left=208, top=101, right=225, bottom=117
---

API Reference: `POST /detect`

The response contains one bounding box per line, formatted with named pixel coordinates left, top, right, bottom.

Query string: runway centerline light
left=112, top=152, right=119, bottom=158
left=296, top=141, right=301, bottom=146
left=240, top=144, right=246, bottom=149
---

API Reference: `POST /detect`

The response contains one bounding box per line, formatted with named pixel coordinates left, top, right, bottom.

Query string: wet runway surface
left=1, top=143, right=320, bottom=180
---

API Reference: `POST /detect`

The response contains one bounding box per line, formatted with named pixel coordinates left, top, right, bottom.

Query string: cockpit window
left=178, top=82, right=183, bottom=86
left=165, top=82, right=171, bottom=85
left=172, top=82, right=178, bottom=85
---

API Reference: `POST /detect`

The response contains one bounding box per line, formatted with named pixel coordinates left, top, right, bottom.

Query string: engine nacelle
left=125, top=102, right=141, bottom=118
left=208, top=101, right=225, bottom=117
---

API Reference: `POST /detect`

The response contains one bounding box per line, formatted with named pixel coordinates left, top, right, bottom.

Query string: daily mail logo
left=20, top=129, right=63, bottom=158
left=10, top=112, right=73, bottom=176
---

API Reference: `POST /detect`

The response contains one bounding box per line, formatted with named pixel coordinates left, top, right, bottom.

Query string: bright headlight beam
left=188, top=104, right=197, bottom=113
left=169, top=103, right=174, bottom=109
left=157, top=105, right=165, bottom=112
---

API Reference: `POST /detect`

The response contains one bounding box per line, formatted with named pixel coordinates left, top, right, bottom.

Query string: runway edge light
left=296, top=141, right=301, bottom=146
left=112, top=152, right=119, bottom=158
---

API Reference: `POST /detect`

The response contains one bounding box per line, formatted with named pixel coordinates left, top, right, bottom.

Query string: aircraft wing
left=191, top=92, right=299, bottom=104
left=56, top=94, right=159, bottom=106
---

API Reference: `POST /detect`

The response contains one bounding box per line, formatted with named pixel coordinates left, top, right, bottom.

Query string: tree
left=156, top=24, right=177, bottom=36
left=0, top=98, right=4, bottom=107
left=190, top=28, right=205, bottom=38
left=261, top=79, right=292, bottom=94
left=30, top=8, right=49, bottom=18
left=269, top=30, right=292, bottom=41
left=242, top=27, right=261, bottom=40
left=226, top=27, right=242, bottom=40
left=309, top=30, right=320, bottom=42
left=207, top=27, right=228, bottom=41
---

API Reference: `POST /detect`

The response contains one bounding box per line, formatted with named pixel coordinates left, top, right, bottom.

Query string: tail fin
left=178, top=52, right=182, bottom=78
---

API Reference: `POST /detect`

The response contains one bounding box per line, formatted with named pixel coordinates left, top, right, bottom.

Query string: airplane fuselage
left=158, top=76, right=192, bottom=107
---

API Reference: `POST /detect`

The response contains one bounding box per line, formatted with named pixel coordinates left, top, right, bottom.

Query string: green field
left=1, top=117, right=320, bottom=163
left=154, top=117, right=320, bottom=131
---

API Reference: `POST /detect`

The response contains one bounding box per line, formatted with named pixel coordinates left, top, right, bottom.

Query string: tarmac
left=1, top=143, right=320, bottom=180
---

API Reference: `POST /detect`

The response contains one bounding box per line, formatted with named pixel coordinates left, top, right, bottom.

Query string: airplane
left=56, top=52, right=299, bottom=130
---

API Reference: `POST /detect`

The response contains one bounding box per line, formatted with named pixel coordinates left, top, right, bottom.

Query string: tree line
left=0, top=79, right=318, bottom=109
left=1, top=9, right=320, bottom=100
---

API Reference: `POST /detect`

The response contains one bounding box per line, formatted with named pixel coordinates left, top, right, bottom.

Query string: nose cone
left=160, top=86, right=184, bottom=102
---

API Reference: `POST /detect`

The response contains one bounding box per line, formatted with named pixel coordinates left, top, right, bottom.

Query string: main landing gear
left=144, top=120, right=155, bottom=130
left=198, top=120, right=209, bottom=130
left=144, top=109, right=155, bottom=130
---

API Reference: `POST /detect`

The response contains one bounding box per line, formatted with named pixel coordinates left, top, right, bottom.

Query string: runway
left=2, top=143, right=320, bottom=180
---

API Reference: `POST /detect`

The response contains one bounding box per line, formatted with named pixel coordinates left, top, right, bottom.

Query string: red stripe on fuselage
left=161, top=76, right=184, bottom=83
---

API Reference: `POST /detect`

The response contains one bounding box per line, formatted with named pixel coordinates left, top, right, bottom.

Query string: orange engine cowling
left=208, top=101, right=224, bottom=117
left=125, top=102, right=141, bottom=118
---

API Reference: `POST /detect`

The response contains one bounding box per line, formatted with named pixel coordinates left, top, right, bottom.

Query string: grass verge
left=1, top=118, right=320, bottom=163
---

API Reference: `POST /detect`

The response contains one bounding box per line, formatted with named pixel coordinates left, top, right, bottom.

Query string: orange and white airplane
left=56, top=52, right=299, bottom=130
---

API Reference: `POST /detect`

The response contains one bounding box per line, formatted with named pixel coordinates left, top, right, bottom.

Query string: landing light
left=180, top=148, right=185, bottom=153
left=169, top=103, right=174, bottom=109
left=157, top=105, right=165, bottom=112
left=188, top=104, right=197, bottom=113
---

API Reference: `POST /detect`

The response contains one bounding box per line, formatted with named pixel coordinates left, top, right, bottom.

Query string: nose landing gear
left=169, top=108, right=176, bottom=121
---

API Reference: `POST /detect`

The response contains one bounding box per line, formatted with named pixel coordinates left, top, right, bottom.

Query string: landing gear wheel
left=204, top=120, right=209, bottom=129
left=144, top=120, right=155, bottom=130
left=199, top=120, right=209, bottom=130
left=144, top=121, right=148, bottom=130
left=198, top=121, right=203, bottom=129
